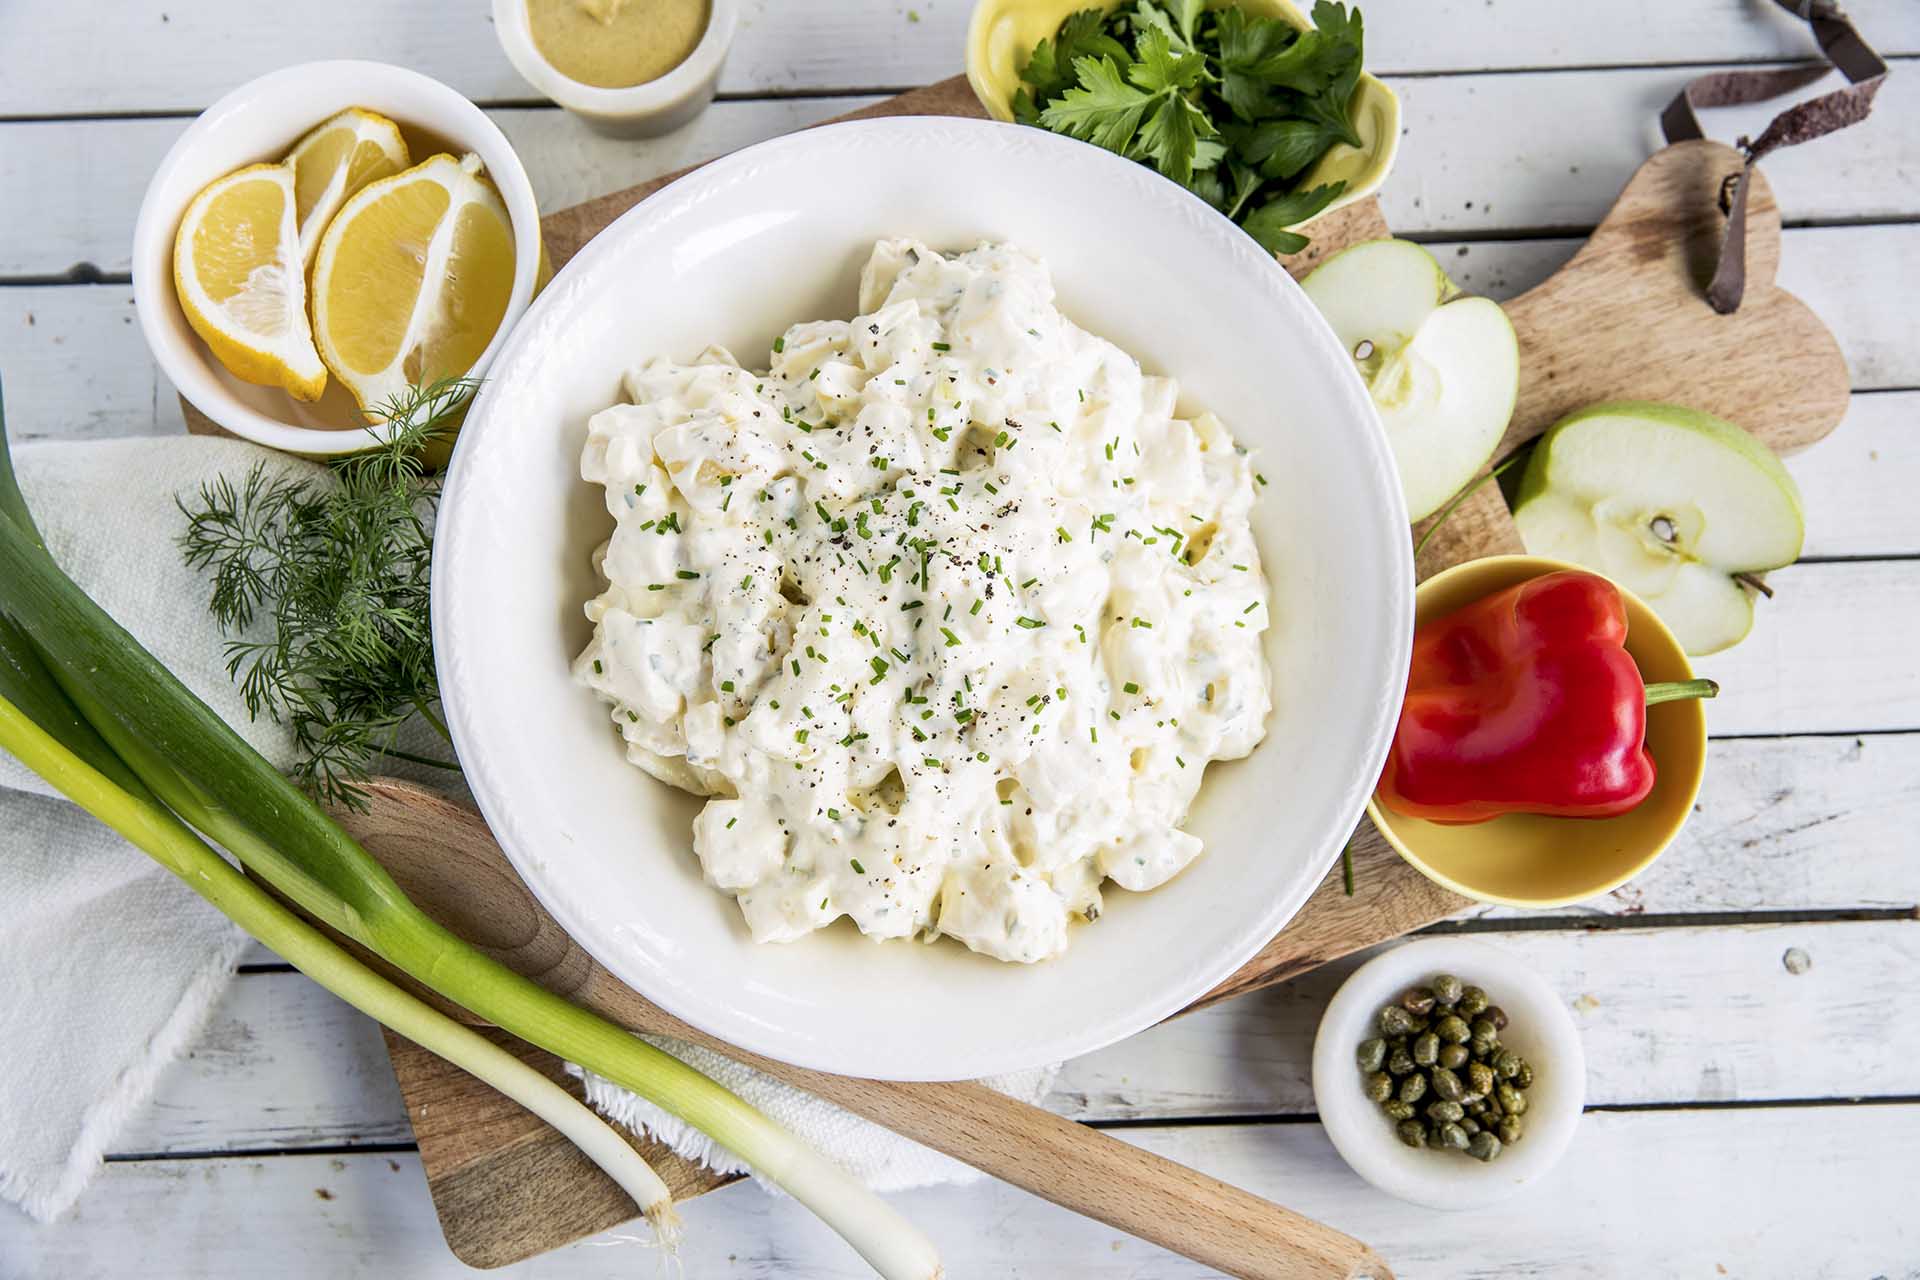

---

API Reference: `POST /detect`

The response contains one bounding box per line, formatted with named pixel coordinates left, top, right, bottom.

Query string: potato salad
left=574, top=239, right=1271, bottom=963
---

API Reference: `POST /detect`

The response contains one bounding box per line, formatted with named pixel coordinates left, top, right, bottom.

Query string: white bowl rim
left=1311, top=936, right=1587, bottom=1209
left=492, top=0, right=738, bottom=115
left=130, top=59, right=543, bottom=456
left=435, top=114, right=1414, bottom=1079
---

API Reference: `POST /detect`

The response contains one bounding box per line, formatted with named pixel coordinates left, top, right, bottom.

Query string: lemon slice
left=285, top=107, right=411, bottom=267
left=172, top=162, right=328, bottom=401
left=310, top=152, right=516, bottom=418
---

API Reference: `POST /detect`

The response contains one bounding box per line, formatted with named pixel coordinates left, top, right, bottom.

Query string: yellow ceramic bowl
left=1366, top=555, right=1709, bottom=909
left=964, top=0, right=1400, bottom=227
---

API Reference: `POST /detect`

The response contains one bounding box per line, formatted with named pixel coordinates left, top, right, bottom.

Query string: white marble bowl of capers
left=1311, top=937, right=1586, bottom=1209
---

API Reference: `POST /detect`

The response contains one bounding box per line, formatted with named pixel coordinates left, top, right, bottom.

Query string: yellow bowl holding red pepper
left=1366, top=556, right=1708, bottom=908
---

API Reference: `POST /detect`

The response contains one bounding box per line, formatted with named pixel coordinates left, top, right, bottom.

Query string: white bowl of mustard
left=494, top=0, right=737, bottom=137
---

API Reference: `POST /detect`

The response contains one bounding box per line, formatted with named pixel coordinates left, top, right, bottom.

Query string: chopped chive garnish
left=941, top=627, right=962, bottom=647
left=931, top=342, right=951, bottom=352
left=676, top=569, right=700, bottom=580
left=1123, top=681, right=1139, bottom=694
left=1016, top=616, right=1045, bottom=629
left=773, top=336, right=785, bottom=353
left=850, top=857, right=865, bottom=874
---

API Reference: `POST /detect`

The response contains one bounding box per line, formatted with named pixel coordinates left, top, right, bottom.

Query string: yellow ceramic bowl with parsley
left=965, top=0, right=1399, bottom=235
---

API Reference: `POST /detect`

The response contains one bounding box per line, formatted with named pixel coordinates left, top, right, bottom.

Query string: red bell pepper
left=1376, top=570, right=1717, bottom=823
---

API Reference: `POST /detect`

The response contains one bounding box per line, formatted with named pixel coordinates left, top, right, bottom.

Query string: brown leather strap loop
left=1661, top=0, right=1888, bottom=313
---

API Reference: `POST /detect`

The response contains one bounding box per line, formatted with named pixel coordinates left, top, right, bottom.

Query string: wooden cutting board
left=189, top=74, right=1849, bottom=1270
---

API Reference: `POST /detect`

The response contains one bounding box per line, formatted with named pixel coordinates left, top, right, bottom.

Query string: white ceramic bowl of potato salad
left=434, top=117, right=1411, bottom=1080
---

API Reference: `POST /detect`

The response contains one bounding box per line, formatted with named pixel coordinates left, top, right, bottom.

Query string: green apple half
left=1514, top=401, right=1805, bottom=655
left=1302, top=239, right=1520, bottom=521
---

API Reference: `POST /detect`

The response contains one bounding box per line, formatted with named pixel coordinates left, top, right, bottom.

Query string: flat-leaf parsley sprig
left=177, top=377, right=477, bottom=809
left=1013, top=0, right=1367, bottom=254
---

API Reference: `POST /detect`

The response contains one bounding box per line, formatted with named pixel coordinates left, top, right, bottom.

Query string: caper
left=1378, top=1005, right=1417, bottom=1037
left=1358, top=978, right=1540, bottom=1161
left=1467, top=1061, right=1497, bottom=1097
left=1412, top=1032, right=1439, bottom=1066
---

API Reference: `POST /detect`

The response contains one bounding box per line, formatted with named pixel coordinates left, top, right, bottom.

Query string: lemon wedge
left=285, top=107, right=411, bottom=267
left=310, top=152, right=516, bottom=418
left=173, top=162, right=328, bottom=401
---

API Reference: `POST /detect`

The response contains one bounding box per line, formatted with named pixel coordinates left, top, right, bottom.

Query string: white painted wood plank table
left=4, top=1, right=1918, bottom=1275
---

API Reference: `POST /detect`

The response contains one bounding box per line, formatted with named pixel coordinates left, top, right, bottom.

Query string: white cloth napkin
left=0, top=434, right=1052, bottom=1222
left=0, top=436, right=310, bottom=1222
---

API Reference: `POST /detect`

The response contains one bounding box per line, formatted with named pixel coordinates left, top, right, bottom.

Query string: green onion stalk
left=0, top=386, right=940, bottom=1280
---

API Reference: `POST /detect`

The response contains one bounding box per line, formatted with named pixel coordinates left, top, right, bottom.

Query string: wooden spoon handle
left=779, top=1077, right=1391, bottom=1280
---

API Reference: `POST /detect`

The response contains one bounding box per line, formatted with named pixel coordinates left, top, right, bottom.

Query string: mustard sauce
left=527, top=0, right=710, bottom=89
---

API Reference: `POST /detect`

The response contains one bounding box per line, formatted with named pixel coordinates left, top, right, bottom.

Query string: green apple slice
left=1303, top=239, right=1520, bottom=520
left=1514, top=401, right=1805, bottom=655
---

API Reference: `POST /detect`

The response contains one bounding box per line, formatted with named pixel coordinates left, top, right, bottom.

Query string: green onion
left=0, top=399, right=939, bottom=1280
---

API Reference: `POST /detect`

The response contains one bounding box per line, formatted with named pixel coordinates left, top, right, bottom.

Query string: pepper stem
left=1644, top=678, right=1720, bottom=706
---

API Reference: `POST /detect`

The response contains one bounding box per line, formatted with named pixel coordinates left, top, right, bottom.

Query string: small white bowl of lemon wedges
left=132, top=60, right=544, bottom=456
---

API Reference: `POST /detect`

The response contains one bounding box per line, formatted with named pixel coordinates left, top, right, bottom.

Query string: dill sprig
left=178, top=378, right=478, bottom=810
